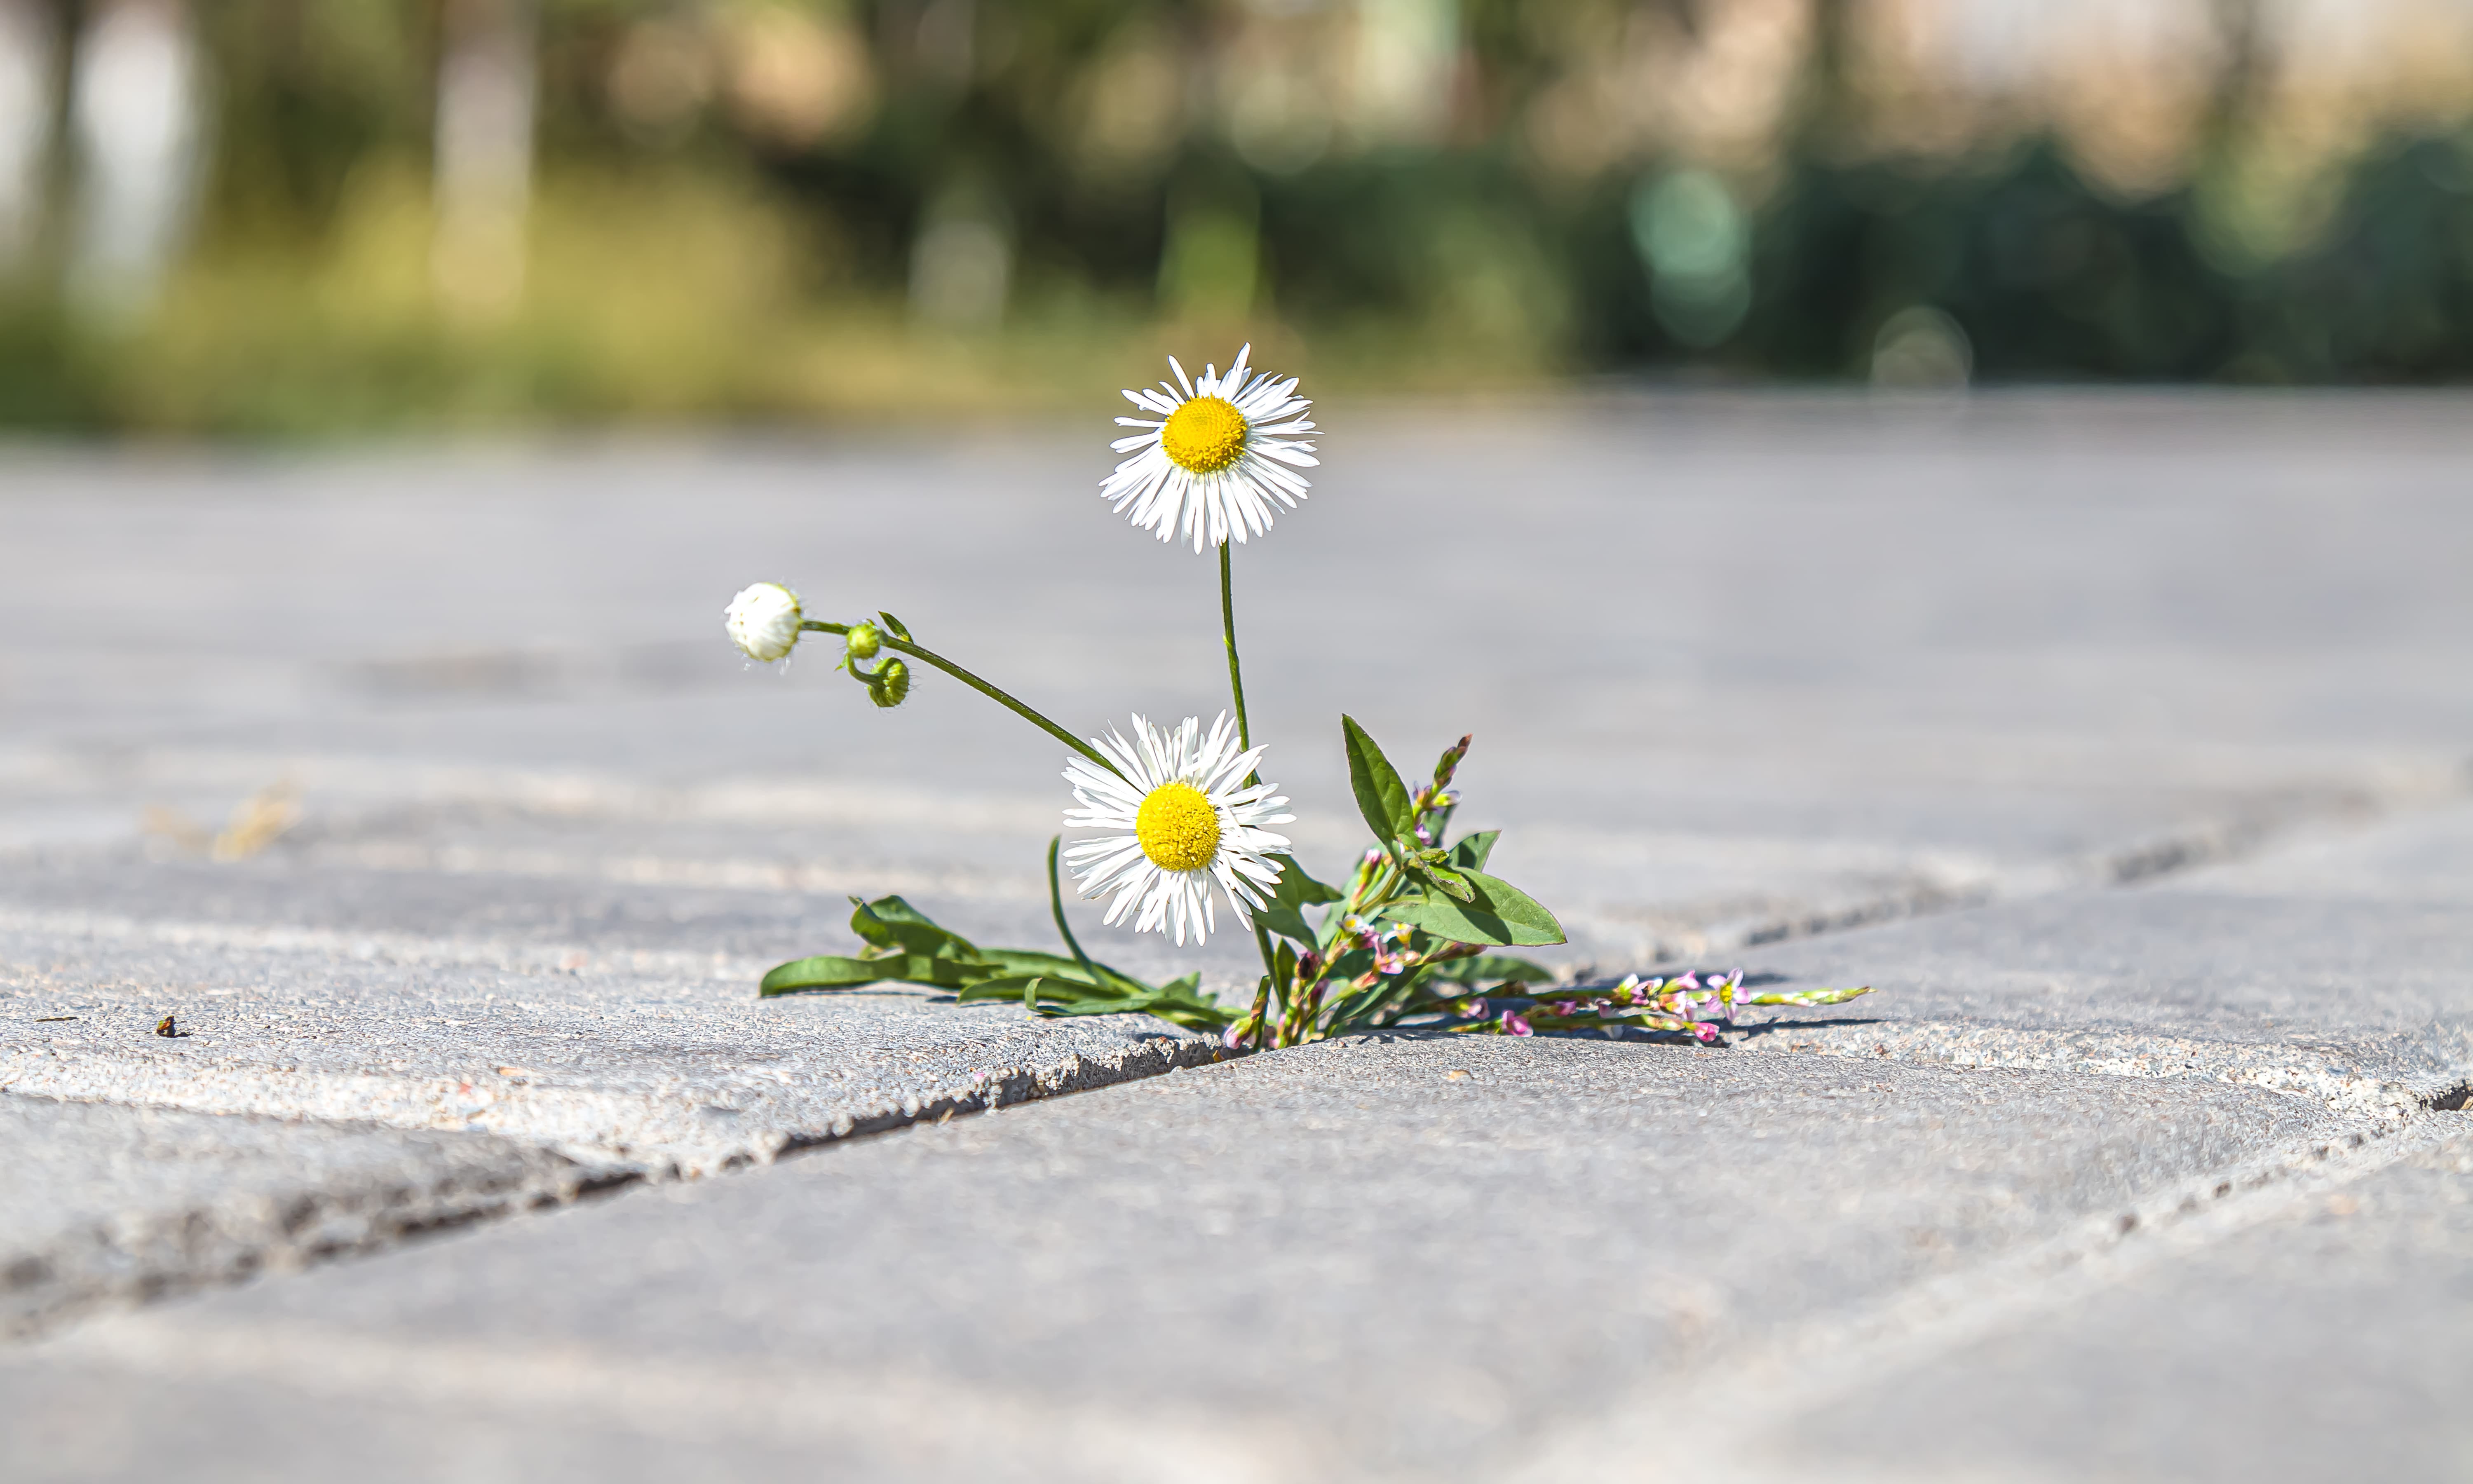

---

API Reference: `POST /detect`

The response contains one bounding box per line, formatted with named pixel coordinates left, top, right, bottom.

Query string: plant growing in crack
left=723, top=347, right=1870, bottom=1048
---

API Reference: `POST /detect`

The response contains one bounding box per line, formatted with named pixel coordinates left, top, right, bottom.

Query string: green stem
left=1215, top=544, right=1281, bottom=988
left=1218, top=542, right=1251, bottom=753
left=801, top=620, right=1120, bottom=780
left=1045, top=835, right=1105, bottom=985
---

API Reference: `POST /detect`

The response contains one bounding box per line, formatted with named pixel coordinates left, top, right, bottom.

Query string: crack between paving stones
left=4, top=1156, right=641, bottom=1346
left=1510, top=1108, right=2473, bottom=1484
left=0, top=1039, right=1234, bottom=1345
left=1630, top=781, right=2433, bottom=965
left=1726, top=1027, right=2473, bottom=1122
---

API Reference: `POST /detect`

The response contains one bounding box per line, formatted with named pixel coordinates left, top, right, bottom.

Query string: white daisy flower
left=1103, top=344, right=1319, bottom=553
left=725, top=582, right=804, bottom=663
left=1063, top=713, right=1295, bottom=946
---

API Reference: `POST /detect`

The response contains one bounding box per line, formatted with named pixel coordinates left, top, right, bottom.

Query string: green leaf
left=1446, top=830, right=1499, bottom=873
left=1257, top=853, right=1342, bottom=945
left=1342, top=715, right=1416, bottom=842
left=966, top=970, right=1233, bottom=1031
left=848, top=896, right=982, bottom=961
left=877, top=612, right=913, bottom=641
left=760, top=952, right=978, bottom=996
left=1415, top=861, right=1476, bottom=903
left=1385, top=869, right=1566, bottom=947
left=1276, top=854, right=1342, bottom=905
left=974, top=946, right=1122, bottom=985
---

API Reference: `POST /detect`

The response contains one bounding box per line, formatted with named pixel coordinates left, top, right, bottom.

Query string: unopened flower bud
left=1502, top=1010, right=1533, bottom=1037
left=846, top=623, right=881, bottom=661
left=725, top=582, right=804, bottom=663
left=868, top=658, right=911, bottom=708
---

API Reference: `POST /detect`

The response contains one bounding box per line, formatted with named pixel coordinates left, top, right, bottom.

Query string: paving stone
left=1725, top=804, right=2473, bottom=1116
left=0, top=1092, right=589, bottom=1339
left=1, top=917, right=1220, bottom=1177
left=6, top=398, right=2470, bottom=972
left=1619, top=1113, right=2473, bottom=1484
left=0, top=1035, right=2373, bottom=1482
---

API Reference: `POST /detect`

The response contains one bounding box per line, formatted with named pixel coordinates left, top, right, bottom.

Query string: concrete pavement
left=3, top=392, right=2471, bottom=1479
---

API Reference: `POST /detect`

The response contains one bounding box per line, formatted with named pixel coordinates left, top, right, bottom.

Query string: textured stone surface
left=0, top=1092, right=588, bottom=1338
left=6, top=396, right=2470, bottom=977
left=0, top=1035, right=2373, bottom=1482
left=1527, top=1112, right=2473, bottom=1484
left=1727, top=1115, right=2473, bottom=1484
left=1, top=916, right=1219, bottom=1177
left=1701, top=800, right=2473, bottom=1116
left=1730, top=889, right=2473, bottom=1113
left=6, top=399, right=2473, bottom=1479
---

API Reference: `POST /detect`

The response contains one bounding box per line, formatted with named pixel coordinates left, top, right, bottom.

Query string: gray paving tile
left=1729, top=805, right=2473, bottom=1115
left=0, top=1035, right=2369, bottom=1482
left=6, top=398, right=2469, bottom=971
left=1, top=1092, right=587, bottom=1338
left=1, top=918, right=1219, bottom=1177
left=1673, top=1114, right=2473, bottom=1484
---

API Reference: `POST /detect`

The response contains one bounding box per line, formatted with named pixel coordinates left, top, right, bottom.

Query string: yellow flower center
left=1159, top=395, right=1248, bottom=474
left=1134, top=781, right=1222, bottom=872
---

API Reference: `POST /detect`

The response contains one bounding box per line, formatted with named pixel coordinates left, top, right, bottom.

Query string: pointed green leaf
left=878, top=612, right=913, bottom=640
left=1257, top=853, right=1342, bottom=945
left=848, top=896, right=982, bottom=961
left=1384, top=868, right=1566, bottom=947
left=760, top=952, right=980, bottom=996
left=1341, top=715, right=1416, bottom=841
left=1446, top=830, right=1499, bottom=872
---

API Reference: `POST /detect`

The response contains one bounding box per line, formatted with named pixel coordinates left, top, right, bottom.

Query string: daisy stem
left=1218, top=541, right=1253, bottom=756
left=1216, top=543, right=1284, bottom=990
left=1044, top=835, right=1106, bottom=986
left=797, top=620, right=1123, bottom=781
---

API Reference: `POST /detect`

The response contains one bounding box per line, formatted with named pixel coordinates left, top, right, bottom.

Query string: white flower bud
left=725, top=582, right=804, bottom=663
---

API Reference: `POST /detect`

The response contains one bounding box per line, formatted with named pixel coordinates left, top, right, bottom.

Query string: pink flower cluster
left=1466, top=968, right=1749, bottom=1042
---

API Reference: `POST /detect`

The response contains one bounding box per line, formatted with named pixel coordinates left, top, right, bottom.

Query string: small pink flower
left=1553, top=999, right=1579, bottom=1016
left=1691, top=1022, right=1720, bottom=1044
left=1375, top=952, right=1405, bottom=975
left=1673, top=972, right=1701, bottom=992
left=1502, top=1011, right=1533, bottom=1036
left=1414, top=825, right=1435, bottom=846
left=1222, top=1022, right=1252, bottom=1050
left=1465, top=998, right=1488, bottom=1018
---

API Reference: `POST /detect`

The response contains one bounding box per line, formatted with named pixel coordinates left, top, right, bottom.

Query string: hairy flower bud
left=725, top=582, right=804, bottom=663
left=868, top=657, right=911, bottom=708
left=845, top=623, right=881, bottom=661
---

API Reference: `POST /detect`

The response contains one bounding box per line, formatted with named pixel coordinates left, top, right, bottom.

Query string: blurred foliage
left=5, top=0, right=2473, bottom=433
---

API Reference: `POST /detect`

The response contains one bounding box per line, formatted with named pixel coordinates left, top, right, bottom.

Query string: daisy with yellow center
left=1103, top=344, right=1319, bottom=553
left=1062, top=713, right=1293, bottom=946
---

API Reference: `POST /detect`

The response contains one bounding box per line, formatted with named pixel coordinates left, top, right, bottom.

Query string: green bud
left=846, top=623, right=881, bottom=661
left=869, top=657, right=911, bottom=708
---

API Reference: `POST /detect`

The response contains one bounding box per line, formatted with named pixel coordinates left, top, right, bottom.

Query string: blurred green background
left=7, top=0, right=2473, bottom=433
